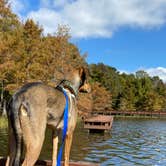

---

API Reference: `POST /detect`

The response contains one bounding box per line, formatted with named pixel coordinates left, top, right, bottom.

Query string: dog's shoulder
left=12, top=82, right=65, bottom=104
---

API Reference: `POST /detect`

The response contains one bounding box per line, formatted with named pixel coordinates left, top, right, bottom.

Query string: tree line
left=90, top=63, right=166, bottom=112
left=0, top=0, right=166, bottom=116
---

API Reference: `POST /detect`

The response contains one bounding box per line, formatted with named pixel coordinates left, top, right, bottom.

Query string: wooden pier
left=92, top=111, right=166, bottom=118
left=0, top=158, right=100, bottom=166
left=84, top=115, right=113, bottom=132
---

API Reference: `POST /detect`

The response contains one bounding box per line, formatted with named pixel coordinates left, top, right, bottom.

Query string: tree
left=0, top=2, right=87, bottom=91
left=91, top=82, right=112, bottom=112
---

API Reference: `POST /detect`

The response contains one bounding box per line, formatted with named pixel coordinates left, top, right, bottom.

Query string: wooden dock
left=84, top=115, right=113, bottom=132
left=0, top=158, right=100, bottom=166
left=92, top=111, right=166, bottom=118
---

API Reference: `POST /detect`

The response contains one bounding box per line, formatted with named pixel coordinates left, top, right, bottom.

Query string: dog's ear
left=79, top=67, right=86, bottom=85
left=78, top=67, right=91, bottom=93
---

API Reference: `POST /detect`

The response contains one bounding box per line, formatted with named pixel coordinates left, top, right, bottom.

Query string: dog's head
left=77, top=67, right=91, bottom=93
left=65, top=67, right=91, bottom=94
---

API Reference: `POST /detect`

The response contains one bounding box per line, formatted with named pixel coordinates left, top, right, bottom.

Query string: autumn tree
left=0, top=0, right=87, bottom=90
left=91, top=82, right=112, bottom=112
left=0, top=0, right=22, bottom=89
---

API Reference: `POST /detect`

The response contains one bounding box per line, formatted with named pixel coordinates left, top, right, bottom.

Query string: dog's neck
left=58, top=80, right=78, bottom=97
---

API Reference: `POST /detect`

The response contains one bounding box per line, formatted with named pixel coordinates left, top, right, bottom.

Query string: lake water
left=0, top=118, right=166, bottom=166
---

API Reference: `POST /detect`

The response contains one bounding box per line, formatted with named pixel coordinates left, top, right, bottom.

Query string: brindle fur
left=6, top=67, right=90, bottom=166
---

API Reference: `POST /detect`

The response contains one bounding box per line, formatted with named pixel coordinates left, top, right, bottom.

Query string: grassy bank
left=0, top=116, right=8, bottom=128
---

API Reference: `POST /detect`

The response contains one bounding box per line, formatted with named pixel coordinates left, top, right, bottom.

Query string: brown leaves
left=0, top=2, right=87, bottom=92
left=91, top=82, right=112, bottom=112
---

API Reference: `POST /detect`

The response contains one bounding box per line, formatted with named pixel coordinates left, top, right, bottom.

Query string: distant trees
left=91, top=82, right=112, bottom=112
left=90, top=63, right=166, bottom=112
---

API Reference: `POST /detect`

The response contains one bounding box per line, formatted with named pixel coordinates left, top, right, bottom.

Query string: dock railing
left=91, top=111, right=166, bottom=118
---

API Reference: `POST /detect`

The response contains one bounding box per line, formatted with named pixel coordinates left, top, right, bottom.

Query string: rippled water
left=0, top=118, right=166, bottom=166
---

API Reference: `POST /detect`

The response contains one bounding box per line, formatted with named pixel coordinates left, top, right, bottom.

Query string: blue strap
left=56, top=89, right=69, bottom=166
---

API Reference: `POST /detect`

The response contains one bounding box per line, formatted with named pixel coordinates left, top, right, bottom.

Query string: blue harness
left=56, top=89, right=69, bottom=166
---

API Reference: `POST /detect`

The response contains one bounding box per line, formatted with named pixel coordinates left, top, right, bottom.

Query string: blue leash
left=56, top=89, right=69, bottom=166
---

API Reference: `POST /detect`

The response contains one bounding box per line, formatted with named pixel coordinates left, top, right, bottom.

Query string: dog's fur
left=6, top=67, right=90, bottom=166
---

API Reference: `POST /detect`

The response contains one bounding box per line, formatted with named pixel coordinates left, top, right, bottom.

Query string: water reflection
left=0, top=118, right=166, bottom=166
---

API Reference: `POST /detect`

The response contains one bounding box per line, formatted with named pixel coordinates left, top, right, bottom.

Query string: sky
left=9, top=0, right=166, bottom=82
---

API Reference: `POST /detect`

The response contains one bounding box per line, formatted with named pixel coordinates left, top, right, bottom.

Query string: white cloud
left=27, top=8, right=63, bottom=34
left=145, top=67, right=166, bottom=82
left=40, top=0, right=76, bottom=8
left=9, top=0, right=25, bottom=15
left=120, top=67, right=166, bottom=83
left=11, top=0, right=166, bottom=38
left=53, top=0, right=71, bottom=8
left=119, top=70, right=130, bottom=75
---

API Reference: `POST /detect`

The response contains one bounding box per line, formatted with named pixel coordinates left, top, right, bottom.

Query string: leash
left=56, top=89, right=69, bottom=166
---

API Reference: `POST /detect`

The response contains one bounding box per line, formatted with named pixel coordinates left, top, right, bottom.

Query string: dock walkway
left=92, top=111, right=166, bottom=118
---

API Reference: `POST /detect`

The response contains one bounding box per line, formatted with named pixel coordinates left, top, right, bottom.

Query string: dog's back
left=6, top=67, right=90, bottom=166
left=7, top=82, right=66, bottom=166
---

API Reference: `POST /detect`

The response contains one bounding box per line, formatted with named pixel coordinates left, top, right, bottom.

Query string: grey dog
left=6, top=67, right=91, bottom=166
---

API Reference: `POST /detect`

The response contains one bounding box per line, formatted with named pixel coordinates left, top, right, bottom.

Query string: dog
left=6, top=67, right=91, bottom=166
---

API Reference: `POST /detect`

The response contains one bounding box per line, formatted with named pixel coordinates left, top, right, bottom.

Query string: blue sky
left=10, top=0, right=166, bottom=81
left=76, top=26, right=166, bottom=71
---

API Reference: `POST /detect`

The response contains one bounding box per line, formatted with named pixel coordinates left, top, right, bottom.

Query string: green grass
left=0, top=116, right=8, bottom=128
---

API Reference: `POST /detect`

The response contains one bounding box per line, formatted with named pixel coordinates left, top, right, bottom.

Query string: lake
left=0, top=118, right=166, bottom=166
